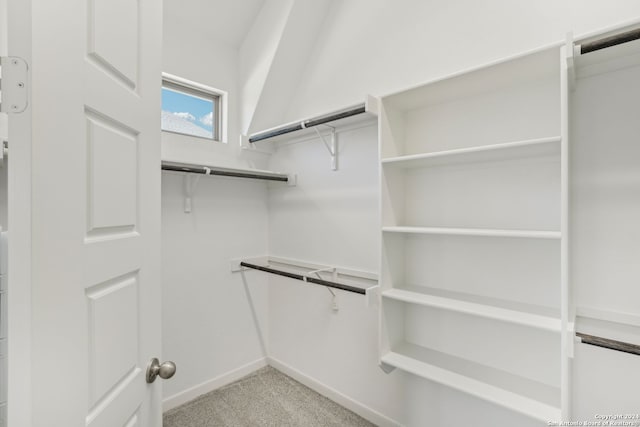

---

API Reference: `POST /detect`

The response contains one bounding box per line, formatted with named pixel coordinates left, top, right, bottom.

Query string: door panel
left=86, top=111, right=138, bottom=234
left=30, top=0, right=162, bottom=425
left=86, top=273, right=139, bottom=408
left=89, top=0, right=139, bottom=88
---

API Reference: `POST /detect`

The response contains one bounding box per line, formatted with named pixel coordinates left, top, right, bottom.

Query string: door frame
left=4, top=0, right=33, bottom=426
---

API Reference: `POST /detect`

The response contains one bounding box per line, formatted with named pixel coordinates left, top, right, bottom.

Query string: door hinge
left=0, top=56, right=28, bottom=114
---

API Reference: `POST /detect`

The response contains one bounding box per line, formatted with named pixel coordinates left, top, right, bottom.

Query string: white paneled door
left=27, top=0, right=163, bottom=426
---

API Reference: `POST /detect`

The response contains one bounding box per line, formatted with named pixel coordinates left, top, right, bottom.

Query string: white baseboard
left=267, top=356, right=402, bottom=427
left=162, top=357, right=268, bottom=412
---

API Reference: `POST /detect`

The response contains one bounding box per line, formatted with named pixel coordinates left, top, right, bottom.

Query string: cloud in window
left=173, top=112, right=196, bottom=122
left=200, top=112, right=214, bottom=127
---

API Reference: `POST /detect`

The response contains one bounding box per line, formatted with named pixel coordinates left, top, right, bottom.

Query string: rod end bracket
left=379, top=361, right=396, bottom=374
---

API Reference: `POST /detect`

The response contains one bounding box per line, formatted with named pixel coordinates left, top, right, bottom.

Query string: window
left=161, top=75, right=222, bottom=140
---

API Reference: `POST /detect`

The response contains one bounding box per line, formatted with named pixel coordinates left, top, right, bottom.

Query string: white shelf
left=382, top=226, right=561, bottom=240
left=381, top=343, right=561, bottom=422
left=381, top=136, right=561, bottom=168
left=383, top=287, right=560, bottom=332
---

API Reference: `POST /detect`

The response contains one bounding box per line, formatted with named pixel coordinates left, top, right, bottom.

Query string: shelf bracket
left=312, top=125, right=338, bottom=171
left=183, top=167, right=210, bottom=213
left=239, top=134, right=276, bottom=155
left=304, top=267, right=339, bottom=311
left=0, top=56, right=29, bottom=114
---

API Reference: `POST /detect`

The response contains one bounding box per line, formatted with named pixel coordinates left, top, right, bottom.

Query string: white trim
left=267, top=357, right=402, bottom=427
left=162, top=72, right=223, bottom=97
left=162, top=357, right=268, bottom=412
left=559, top=44, right=571, bottom=420
left=382, top=226, right=561, bottom=240
left=6, top=0, right=32, bottom=425
left=0, top=0, right=6, bottom=54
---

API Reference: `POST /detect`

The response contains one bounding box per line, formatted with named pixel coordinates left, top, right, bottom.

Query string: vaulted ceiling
left=163, top=0, right=265, bottom=48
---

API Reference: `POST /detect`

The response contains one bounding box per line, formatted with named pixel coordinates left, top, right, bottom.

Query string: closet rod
left=580, top=27, right=640, bottom=54
left=239, top=261, right=367, bottom=295
left=161, top=162, right=289, bottom=182
left=248, top=103, right=367, bottom=143
left=576, top=332, right=640, bottom=356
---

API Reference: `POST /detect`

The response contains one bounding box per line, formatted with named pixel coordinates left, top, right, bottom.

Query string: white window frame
left=161, top=73, right=227, bottom=143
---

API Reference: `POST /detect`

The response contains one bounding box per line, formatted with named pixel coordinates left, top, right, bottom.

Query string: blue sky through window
left=161, top=87, right=215, bottom=138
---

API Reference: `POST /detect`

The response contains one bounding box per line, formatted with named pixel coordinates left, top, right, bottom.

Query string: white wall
left=267, top=125, right=405, bottom=424
left=161, top=13, right=271, bottom=407
left=267, top=127, right=379, bottom=270
left=239, top=0, right=332, bottom=134
left=239, top=0, right=293, bottom=135
left=162, top=10, right=268, bottom=170
left=282, top=0, right=640, bottom=123
left=161, top=173, right=269, bottom=404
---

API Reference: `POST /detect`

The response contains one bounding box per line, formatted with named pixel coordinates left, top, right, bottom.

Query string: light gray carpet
left=163, top=366, right=376, bottom=427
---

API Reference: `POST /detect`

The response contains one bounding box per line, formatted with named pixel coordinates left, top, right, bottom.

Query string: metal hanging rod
left=576, top=332, right=640, bottom=356
left=239, top=261, right=367, bottom=295
left=161, top=161, right=289, bottom=183
left=248, top=103, right=367, bottom=143
left=580, top=27, right=640, bottom=55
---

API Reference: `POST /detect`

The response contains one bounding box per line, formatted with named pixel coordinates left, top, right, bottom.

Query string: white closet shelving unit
left=378, top=46, right=568, bottom=421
